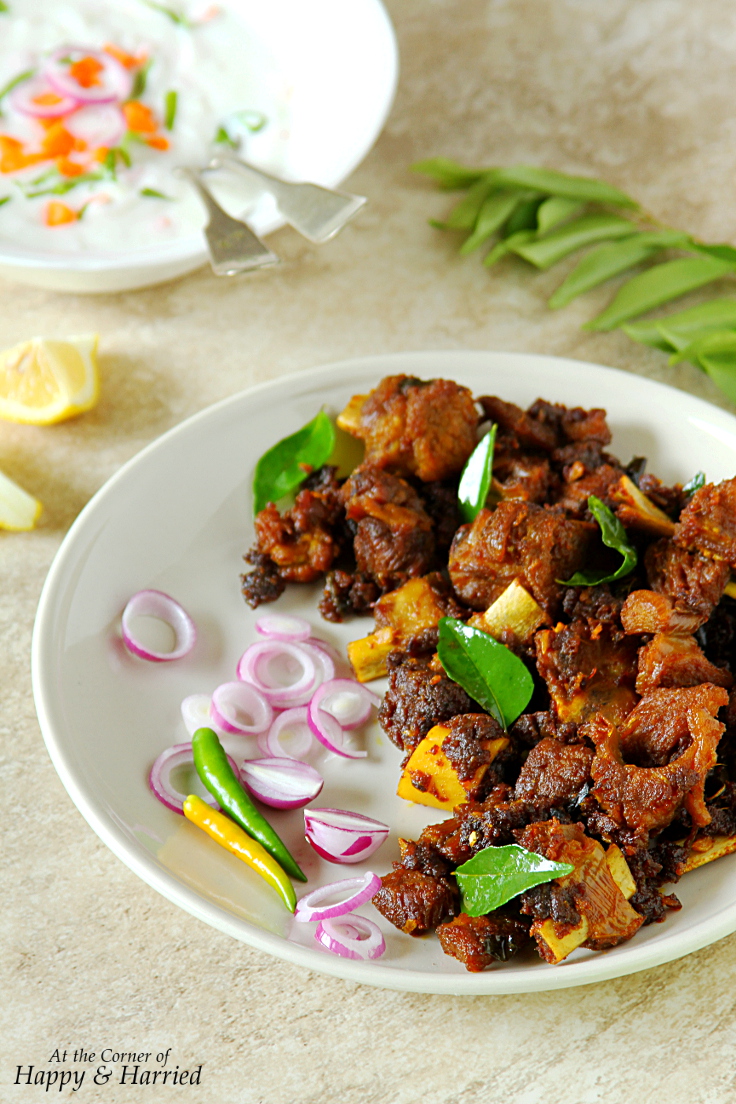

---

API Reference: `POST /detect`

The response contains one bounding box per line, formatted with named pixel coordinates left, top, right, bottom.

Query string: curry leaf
left=699, top=346, right=736, bottom=405
left=455, top=844, right=574, bottom=916
left=561, top=495, right=637, bottom=586
left=513, top=213, right=636, bottom=271
left=412, top=158, right=486, bottom=190
left=442, top=176, right=499, bottom=230
left=252, top=410, right=335, bottom=515
left=437, top=618, right=534, bottom=730
left=536, top=195, right=584, bottom=234
left=491, top=165, right=637, bottom=208
left=503, top=194, right=543, bottom=237
left=457, top=425, right=496, bottom=522
left=548, top=229, right=689, bottom=309
left=586, top=255, right=736, bottom=331
left=484, top=229, right=536, bottom=267
left=647, top=299, right=736, bottom=352
left=668, top=328, right=736, bottom=366
left=682, top=471, right=706, bottom=496
left=459, top=192, right=519, bottom=254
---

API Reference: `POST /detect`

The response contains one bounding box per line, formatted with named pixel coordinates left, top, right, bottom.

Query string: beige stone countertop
left=5, top=1, right=736, bottom=1101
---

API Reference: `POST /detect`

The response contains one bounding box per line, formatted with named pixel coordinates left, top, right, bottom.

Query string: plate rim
left=31, top=348, right=736, bottom=994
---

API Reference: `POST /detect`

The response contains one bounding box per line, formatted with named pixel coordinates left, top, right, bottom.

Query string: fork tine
left=180, top=168, right=280, bottom=275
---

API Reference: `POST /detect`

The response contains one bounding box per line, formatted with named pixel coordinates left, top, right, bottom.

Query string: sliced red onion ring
left=311, top=677, right=378, bottom=730
left=121, top=589, right=196, bottom=662
left=258, top=706, right=313, bottom=759
left=210, top=681, right=273, bottom=735
left=65, top=102, right=126, bottom=149
left=304, top=807, right=388, bottom=863
left=46, top=47, right=132, bottom=104
left=180, top=694, right=225, bottom=738
left=8, top=76, right=79, bottom=117
left=237, top=640, right=318, bottom=707
left=315, top=915, right=386, bottom=960
left=255, top=613, right=312, bottom=642
left=239, top=757, right=323, bottom=809
left=148, top=742, right=238, bottom=815
left=294, top=870, right=382, bottom=922
left=302, top=639, right=336, bottom=683
left=307, top=695, right=366, bottom=759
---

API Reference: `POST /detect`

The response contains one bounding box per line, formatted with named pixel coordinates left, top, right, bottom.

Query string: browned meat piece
left=626, top=842, right=686, bottom=924
left=618, top=684, right=729, bottom=767
left=535, top=620, right=639, bottom=725
left=339, top=375, right=478, bottom=482
left=645, top=538, right=730, bottom=620
left=241, top=467, right=343, bottom=598
left=241, top=549, right=286, bottom=608
left=510, top=710, right=580, bottom=748
left=372, top=868, right=459, bottom=935
left=635, top=634, right=732, bottom=697
left=438, top=712, right=517, bottom=798
left=637, top=472, right=686, bottom=517
left=585, top=684, right=728, bottom=838
left=419, top=480, right=465, bottom=553
left=527, top=399, right=613, bottom=447
left=319, top=569, right=381, bottom=622
left=551, top=440, right=609, bottom=473
left=561, top=584, right=625, bottom=626
left=448, top=501, right=595, bottom=615
left=674, top=476, right=736, bottom=564
left=514, top=738, right=594, bottom=804
left=553, top=463, right=623, bottom=519
left=620, top=590, right=707, bottom=636
left=515, top=819, right=642, bottom=959
left=436, top=912, right=530, bottom=971
left=479, top=396, right=559, bottom=451
left=492, top=449, right=556, bottom=504
left=378, top=653, right=478, bottom=753
left=341, top=464, right=435, bottom=588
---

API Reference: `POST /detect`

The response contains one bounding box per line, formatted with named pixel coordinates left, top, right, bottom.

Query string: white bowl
left=0, top=0, right=398, bottom=294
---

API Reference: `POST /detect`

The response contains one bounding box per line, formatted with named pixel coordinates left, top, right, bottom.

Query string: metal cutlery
left=209, top=152, right=367, bottom=244
left=179, top=167, right=280, bottom=276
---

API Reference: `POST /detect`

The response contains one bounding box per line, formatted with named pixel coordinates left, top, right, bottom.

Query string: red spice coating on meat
left=341, top=464, right=435, bottom=588
left=635, top=633, right=732, bottom=697
left=372, top=868, right=459, bottom=935
left=436, top=912, right=530, bottom=970
left=553, top=462, right=624, bottom=519
left=621, top=590, right=707, bottom=636
left=646, top=538, right=730, bottom=620
left=379, top=654, right=478, bottom=753
left=674, top=476, right=736, bottom=565
left=514, top=738, right=594, bottom=804
left=535, top=620, right=639, bottom=725
left=448, top=501, right=595, bottom=615
left=585, top=684, right=728, bottom=837
left=348, top=375, right=478, bottom=482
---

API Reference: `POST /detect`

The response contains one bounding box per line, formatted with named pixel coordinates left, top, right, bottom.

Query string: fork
left=208, top=152, right=367, bottom=244
left=179, top=167, right=280, bottom=276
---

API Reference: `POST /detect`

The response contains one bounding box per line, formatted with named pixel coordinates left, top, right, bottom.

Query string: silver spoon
left=179, top=167, right=280, bottom=276
left=208, top=152, right=366, bottom=244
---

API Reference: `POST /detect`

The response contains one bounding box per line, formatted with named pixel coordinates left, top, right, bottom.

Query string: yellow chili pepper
left=183, top=794, right=296, bottom=912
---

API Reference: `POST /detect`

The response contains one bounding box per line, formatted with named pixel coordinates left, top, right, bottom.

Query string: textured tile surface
left=4, top=2, right=736, bottom=1101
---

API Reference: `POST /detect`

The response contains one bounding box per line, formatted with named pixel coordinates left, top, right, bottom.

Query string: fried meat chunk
left=553, top=463, right=624, bottom=519
left=339, top=375, right=478, bottom=482
left=514, top=738, right=594, bottom=804
left=621, top=589, right=707, bottom=636
left=341, top=464, right=435, bottom=589
left=585, top=685, right=729, bottom=838
left=448, top=501, right=594, bottom=615
left=372, top=838, right=460, bottom=936
left=635, top=634, right=732, bottom=697
left=674, top=476, right=736, bottom=564
left=437, top=912, right=530, bottom=971
left=378, top=653, right=478, bottom=754
left=645, top=538, right=731, bottom=621
left=535, top=620, right=639, bottom=725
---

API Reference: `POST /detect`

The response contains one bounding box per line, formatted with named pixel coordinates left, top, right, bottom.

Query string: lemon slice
left=0, top=334, right=99, bottom=425
left=0, top=468, right=42, bottom=530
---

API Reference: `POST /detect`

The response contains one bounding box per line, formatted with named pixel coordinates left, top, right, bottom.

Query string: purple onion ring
left=121, top=589, right=196, bottom=662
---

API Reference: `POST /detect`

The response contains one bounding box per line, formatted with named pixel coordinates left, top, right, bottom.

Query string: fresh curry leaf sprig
left=252, top=409, right=335, bottom=515
left=436, top=617, right=534, bottom=730
left=561, top=495, right=637, bottom=587
left=457, top=425, right=496, bottom=523
left=455, top=844, right=574, bottom=916
left=416, top=159, right=736, bottom=406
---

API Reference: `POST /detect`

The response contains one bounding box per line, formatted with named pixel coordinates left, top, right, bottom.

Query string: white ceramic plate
left=0, top=0, right=398, bottom=293
left=32, top=350, right=736, bottom=994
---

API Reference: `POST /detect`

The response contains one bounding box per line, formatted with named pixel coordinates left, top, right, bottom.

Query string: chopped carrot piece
left=103, top=43, right=145, bottom=69
left=94, top=146, right=110, bottom=163
left=31, top=91, right=67, bottom=108
left=146, top=134, right=169, bottom=151
left=122, top=100, right=158, bottom=134
left=69, top=56, right=104, bottom=89
left=56, top=157, right=86, bottom=178
left=0, top=135, right=44, bottom=173
left=45, top=201, right=78, bottom=226
left=41, top=123, right=75, bottom=158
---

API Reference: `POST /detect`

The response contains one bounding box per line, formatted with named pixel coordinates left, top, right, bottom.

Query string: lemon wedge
left=0, top=334, right=99, bottom=425
left=0, top=468, right=41, bottom=530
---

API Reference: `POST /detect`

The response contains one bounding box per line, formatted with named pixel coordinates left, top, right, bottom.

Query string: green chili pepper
left=192, top=727, right=307, bottom=882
